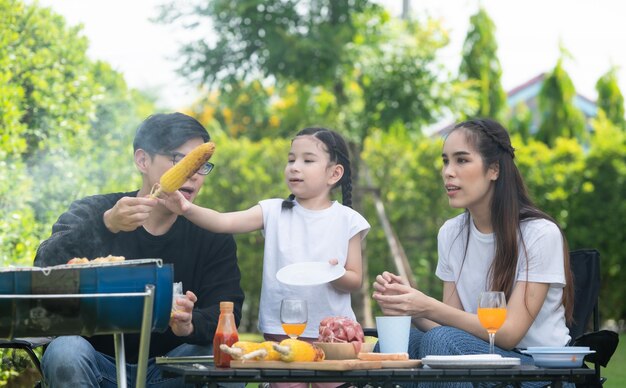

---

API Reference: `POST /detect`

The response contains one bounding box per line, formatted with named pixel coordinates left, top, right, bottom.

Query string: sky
left=35, top=0, right=626, bottom=111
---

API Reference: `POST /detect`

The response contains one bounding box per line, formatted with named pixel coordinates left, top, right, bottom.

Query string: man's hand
left=103, top=196, right=158, bottom=233
left=170, top=291, right=196, bottom=337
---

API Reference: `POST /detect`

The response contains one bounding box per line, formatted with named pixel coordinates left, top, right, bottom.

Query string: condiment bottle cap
left=220, top=301, right=234, bottom=312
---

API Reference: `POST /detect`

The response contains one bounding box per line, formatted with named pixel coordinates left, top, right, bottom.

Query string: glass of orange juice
left=280, top=298, right=307, bottom=339
left=477, top=291, right=507, bottom=354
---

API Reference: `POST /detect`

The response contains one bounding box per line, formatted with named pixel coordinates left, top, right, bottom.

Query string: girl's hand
left=159, top=191, right=191, bottom=215
left=170, top=291, right=196, bottom=336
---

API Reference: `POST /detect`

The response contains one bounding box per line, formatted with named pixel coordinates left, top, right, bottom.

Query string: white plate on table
left=520, top=347, right=594, bottom=368
left=421, top=354, right=521, bottom=369
left=276, top=262, right=345, bottom=286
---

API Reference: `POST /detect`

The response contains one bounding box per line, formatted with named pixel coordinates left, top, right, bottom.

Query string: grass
left=240, top=332, right=264, bottom=342
left=603, top=333, right=626, bottom=387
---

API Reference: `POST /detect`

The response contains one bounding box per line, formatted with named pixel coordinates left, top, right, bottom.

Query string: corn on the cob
left=272, top=339, right=325, bottom=362
left=258, top=341, right=281, bottom=361
left=219, top=341, right=263, bottom=359
left=219, top=341, right=283, bottom=361
left=150, top=141, right=215, bottom=198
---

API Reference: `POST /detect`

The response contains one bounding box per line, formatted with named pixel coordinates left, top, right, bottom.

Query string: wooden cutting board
left=230, top=359, right=382, bottom=370
left=381, top=359, right=422, bottom=368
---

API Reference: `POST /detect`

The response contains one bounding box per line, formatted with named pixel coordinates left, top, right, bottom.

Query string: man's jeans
left=42, top=335, right=244, bottom=388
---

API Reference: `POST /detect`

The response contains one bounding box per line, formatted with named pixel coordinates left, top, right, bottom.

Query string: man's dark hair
left=133, top=112, right=210, bottom=154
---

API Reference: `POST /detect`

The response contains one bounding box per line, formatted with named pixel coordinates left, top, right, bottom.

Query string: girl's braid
left=333, top=145, right=353, bottom=208
left=281, top=193, right=296, bottom=209
left=340, top=161, right=353, bottom=208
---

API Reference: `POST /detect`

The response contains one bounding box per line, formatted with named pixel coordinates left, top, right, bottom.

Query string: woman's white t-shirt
left=436, top=213, right=570, bottom=348
left=258, top=198, right=370, bottom=338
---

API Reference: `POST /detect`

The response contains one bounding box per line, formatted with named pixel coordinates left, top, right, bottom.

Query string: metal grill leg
left=135, top=284, right=155, bottom=388
left=114, top=333, right=127, bottom=388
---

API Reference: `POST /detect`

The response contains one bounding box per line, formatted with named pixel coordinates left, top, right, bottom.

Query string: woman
left=373, top=119, right=574, bottom=387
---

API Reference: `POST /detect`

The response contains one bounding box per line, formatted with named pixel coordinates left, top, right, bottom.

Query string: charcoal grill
left=0, top=258, right=173, bottom=388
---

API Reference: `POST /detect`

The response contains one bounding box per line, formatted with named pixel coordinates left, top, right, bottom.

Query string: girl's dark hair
left=451, top=118, right=573, bottom=324
left=282, top=127, right=353, bottom=209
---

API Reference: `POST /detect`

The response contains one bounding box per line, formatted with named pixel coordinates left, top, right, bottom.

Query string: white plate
left=276, top=262, right=346, bottom=286
left=520, top=348, right=595, bottom=368
left=524, top=346, right=590, bottom=353
left=421, top=354, right=521, bottom=369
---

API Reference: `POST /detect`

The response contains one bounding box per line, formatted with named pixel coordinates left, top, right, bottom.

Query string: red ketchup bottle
left=213, top=301, right=239, bottom=368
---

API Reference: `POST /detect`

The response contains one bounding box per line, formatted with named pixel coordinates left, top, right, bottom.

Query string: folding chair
left=567, top=249, right=619, bottom=387
left=0, top=337, right=52, bottom=387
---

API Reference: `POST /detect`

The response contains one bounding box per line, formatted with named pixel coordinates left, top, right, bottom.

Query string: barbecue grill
left=0, top=258, right=173, bottom=388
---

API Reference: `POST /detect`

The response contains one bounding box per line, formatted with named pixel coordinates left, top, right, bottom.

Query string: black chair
left=567, top=249, right=619, bottom=387
left=0, top=336, right=52, bottom=387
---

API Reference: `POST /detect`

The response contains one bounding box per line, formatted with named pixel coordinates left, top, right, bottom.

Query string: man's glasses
left=169, top=152, right=214, bottom=176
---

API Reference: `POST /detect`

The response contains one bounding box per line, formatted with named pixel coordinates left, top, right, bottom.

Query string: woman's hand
left=373, top=276, right=433, bottom=318
left=170, top=290, right=196, bottom=337
left=373, top=271, right=408, bottom=294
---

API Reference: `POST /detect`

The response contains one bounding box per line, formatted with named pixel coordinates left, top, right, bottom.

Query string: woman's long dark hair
left=451, top=118, right=573, bottom=324
left=282, top=127, right=353, bottom=209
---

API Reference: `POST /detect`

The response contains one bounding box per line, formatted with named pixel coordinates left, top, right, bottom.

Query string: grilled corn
left=150, top=141, right=215, bottom=198
left=272, top=339, right=325, bottom=362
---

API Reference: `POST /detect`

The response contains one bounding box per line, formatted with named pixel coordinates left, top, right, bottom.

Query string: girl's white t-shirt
left=436, top=213, right=570, bottom=348
left=258, top=198, right=370, bottom=338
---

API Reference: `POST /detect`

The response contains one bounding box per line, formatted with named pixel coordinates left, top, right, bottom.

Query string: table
left=159, top=363, right=595, bottom=387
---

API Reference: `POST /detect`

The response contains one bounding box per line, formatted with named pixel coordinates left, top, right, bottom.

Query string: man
left=34, top=112, right=245, bottom=387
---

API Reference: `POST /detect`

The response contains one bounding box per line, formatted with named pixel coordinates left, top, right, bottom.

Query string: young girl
left=162, top=127, right=370, bottom=342
left=373, top=119, right=574, bottom=385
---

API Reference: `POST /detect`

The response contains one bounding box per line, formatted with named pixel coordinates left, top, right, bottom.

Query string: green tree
left=567, top=115, right=626, bottom=319
left=159, top=1, right=378, bottom=89
left=355, top=17, right=472, bottom=135
left=1, top=0, right=93, bottom=265
left=160, top=1, right=468, bottom=139
left=459, top=7, right=507, bottom=120
left=2, top=1, right=154, bottom=382
left=536, top=57, right=587, bottom=147
left=508, top=102, right=532, bottom=142
left=1, top=0, right=153, bottom=266
left=515, top=135, right=586, bottom=231
left=595, top=66, right=626, bottom=130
